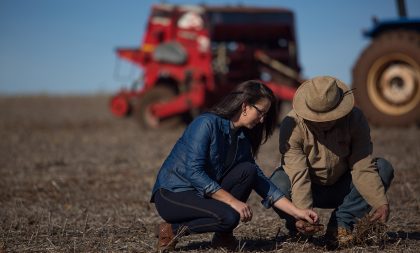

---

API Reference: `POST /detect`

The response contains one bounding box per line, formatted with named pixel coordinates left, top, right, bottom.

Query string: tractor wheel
left=135, top=86, right=182, bottom=129
left=109, top=95, right=131, bottom=117
left=352, top=30, right=420, bottom=126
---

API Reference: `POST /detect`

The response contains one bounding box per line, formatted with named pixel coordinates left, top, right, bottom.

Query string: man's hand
left=370, top=204, right=389, bottom=223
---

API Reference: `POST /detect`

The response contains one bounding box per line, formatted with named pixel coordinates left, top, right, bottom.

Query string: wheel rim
left=110, top=96, right=129, bottom=117
left=367, top=53, right=420, bottom=116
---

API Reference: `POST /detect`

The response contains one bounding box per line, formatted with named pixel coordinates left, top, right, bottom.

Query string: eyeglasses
left=250, top=104, right=267, bottom=118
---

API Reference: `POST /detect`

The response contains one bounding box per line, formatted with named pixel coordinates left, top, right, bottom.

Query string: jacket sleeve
left=181, top=117, right=221, bottom=197
left=254, top=164, right=286, bottom=208
left=349, top=109, right=388, bottom=209
left=279, top=116, right=313, bottom=209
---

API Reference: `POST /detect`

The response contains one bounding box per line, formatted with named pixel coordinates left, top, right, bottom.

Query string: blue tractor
left=352, top=0, right=420, bottom=126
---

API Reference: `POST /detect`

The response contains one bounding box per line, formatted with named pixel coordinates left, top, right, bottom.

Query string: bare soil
left=1, top=95, right=419, bottom=252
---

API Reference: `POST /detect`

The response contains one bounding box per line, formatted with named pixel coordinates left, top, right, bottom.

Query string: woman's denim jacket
left=151, top=113, right=284, bottom=208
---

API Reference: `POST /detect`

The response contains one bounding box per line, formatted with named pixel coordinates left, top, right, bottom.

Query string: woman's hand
left=294, top=208, right=319, bottom=224
left=273, top=197, right=319, bottom=224
left=210, top=189, right=253, bottom=222
left=229, top=199, right=253, bottom=222
left=293, top=208, right=323, bottom=235
left=273, top=198, right=322, bottom=235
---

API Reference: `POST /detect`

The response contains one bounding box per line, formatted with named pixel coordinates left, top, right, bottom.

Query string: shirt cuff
left=203, top=182, right=221, bottom=197
left=261, top=188, right=285, bottom=209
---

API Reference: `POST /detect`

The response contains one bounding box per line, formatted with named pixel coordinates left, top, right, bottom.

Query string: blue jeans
left=153, top=162, right=257, bottom=234
left=269, top=158, right=394, bottom=230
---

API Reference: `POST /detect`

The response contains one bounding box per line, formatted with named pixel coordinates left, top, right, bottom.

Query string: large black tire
left=134, top=86, right=182, bottom=129
left=352, top=30, right=420, bottom=126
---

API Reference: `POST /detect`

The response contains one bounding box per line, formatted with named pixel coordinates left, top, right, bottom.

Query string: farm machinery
left=352, top=0, right=420, bottom=126
left=109, top=4, right=301, bottom=128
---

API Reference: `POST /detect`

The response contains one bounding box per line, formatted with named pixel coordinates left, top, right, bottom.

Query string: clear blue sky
left=1, top=0, right=419, bottom=94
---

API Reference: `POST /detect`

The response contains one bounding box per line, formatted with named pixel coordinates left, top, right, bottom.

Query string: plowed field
left=1, top=95, right=419, bottom=252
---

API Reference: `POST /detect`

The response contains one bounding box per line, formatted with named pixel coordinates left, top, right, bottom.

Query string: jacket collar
left=223, top=117, right=246, bottom=139
left=214, top=113, right=246, bottom=139
left=220, top=116, right=231, bottom=135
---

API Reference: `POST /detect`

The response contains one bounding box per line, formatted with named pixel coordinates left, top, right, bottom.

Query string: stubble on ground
left=0, top=95, right=419, bottom=252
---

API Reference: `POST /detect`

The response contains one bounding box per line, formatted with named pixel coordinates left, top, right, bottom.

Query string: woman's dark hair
left=209, top=80, right=278, bottom=157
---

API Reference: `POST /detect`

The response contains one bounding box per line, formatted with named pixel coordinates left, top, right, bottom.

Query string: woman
left=151, top=80, right=318, bottom=251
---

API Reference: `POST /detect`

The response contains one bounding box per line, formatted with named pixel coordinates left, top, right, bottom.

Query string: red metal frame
left=110, top=4, right=300, bottom=122
left=150, top=84, right=206, bottom=118
left=265, top=82, right=297, bottom=101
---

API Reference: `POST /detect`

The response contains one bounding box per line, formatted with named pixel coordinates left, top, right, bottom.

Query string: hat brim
left=293, top=78, right=354, bottom=122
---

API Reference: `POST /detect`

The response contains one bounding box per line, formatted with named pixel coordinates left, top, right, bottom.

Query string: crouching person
left=270, top=76, right=394, bottom=246
left=150, top=80, right=319, bottom=252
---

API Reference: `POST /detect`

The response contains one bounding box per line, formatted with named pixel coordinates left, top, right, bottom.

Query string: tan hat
left=293, top=76, right=354, bottom=122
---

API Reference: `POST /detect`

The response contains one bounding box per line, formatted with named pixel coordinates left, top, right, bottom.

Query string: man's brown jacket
left=279, top=107, right=388, bottom=210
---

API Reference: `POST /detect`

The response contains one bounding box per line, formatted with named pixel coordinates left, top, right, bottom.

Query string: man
left=270, top=76, right=394, bottom=246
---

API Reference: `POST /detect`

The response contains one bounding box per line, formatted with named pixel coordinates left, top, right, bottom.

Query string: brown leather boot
left=211, top=232, right=239, bottom=250
left=155, top=222, right=177, bottom=252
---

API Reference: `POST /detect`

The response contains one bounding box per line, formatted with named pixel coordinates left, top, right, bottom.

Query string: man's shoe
left=211, top=232, right=239, bottom=250
left=337, top=227, right=354, bottom=245
left=155, top=222, right=177, bottom=252
left=325, top=226, right=353, bottom=247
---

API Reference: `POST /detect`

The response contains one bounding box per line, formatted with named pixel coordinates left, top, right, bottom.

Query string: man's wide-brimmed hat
left=293, top=76, right=354, bottom=122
